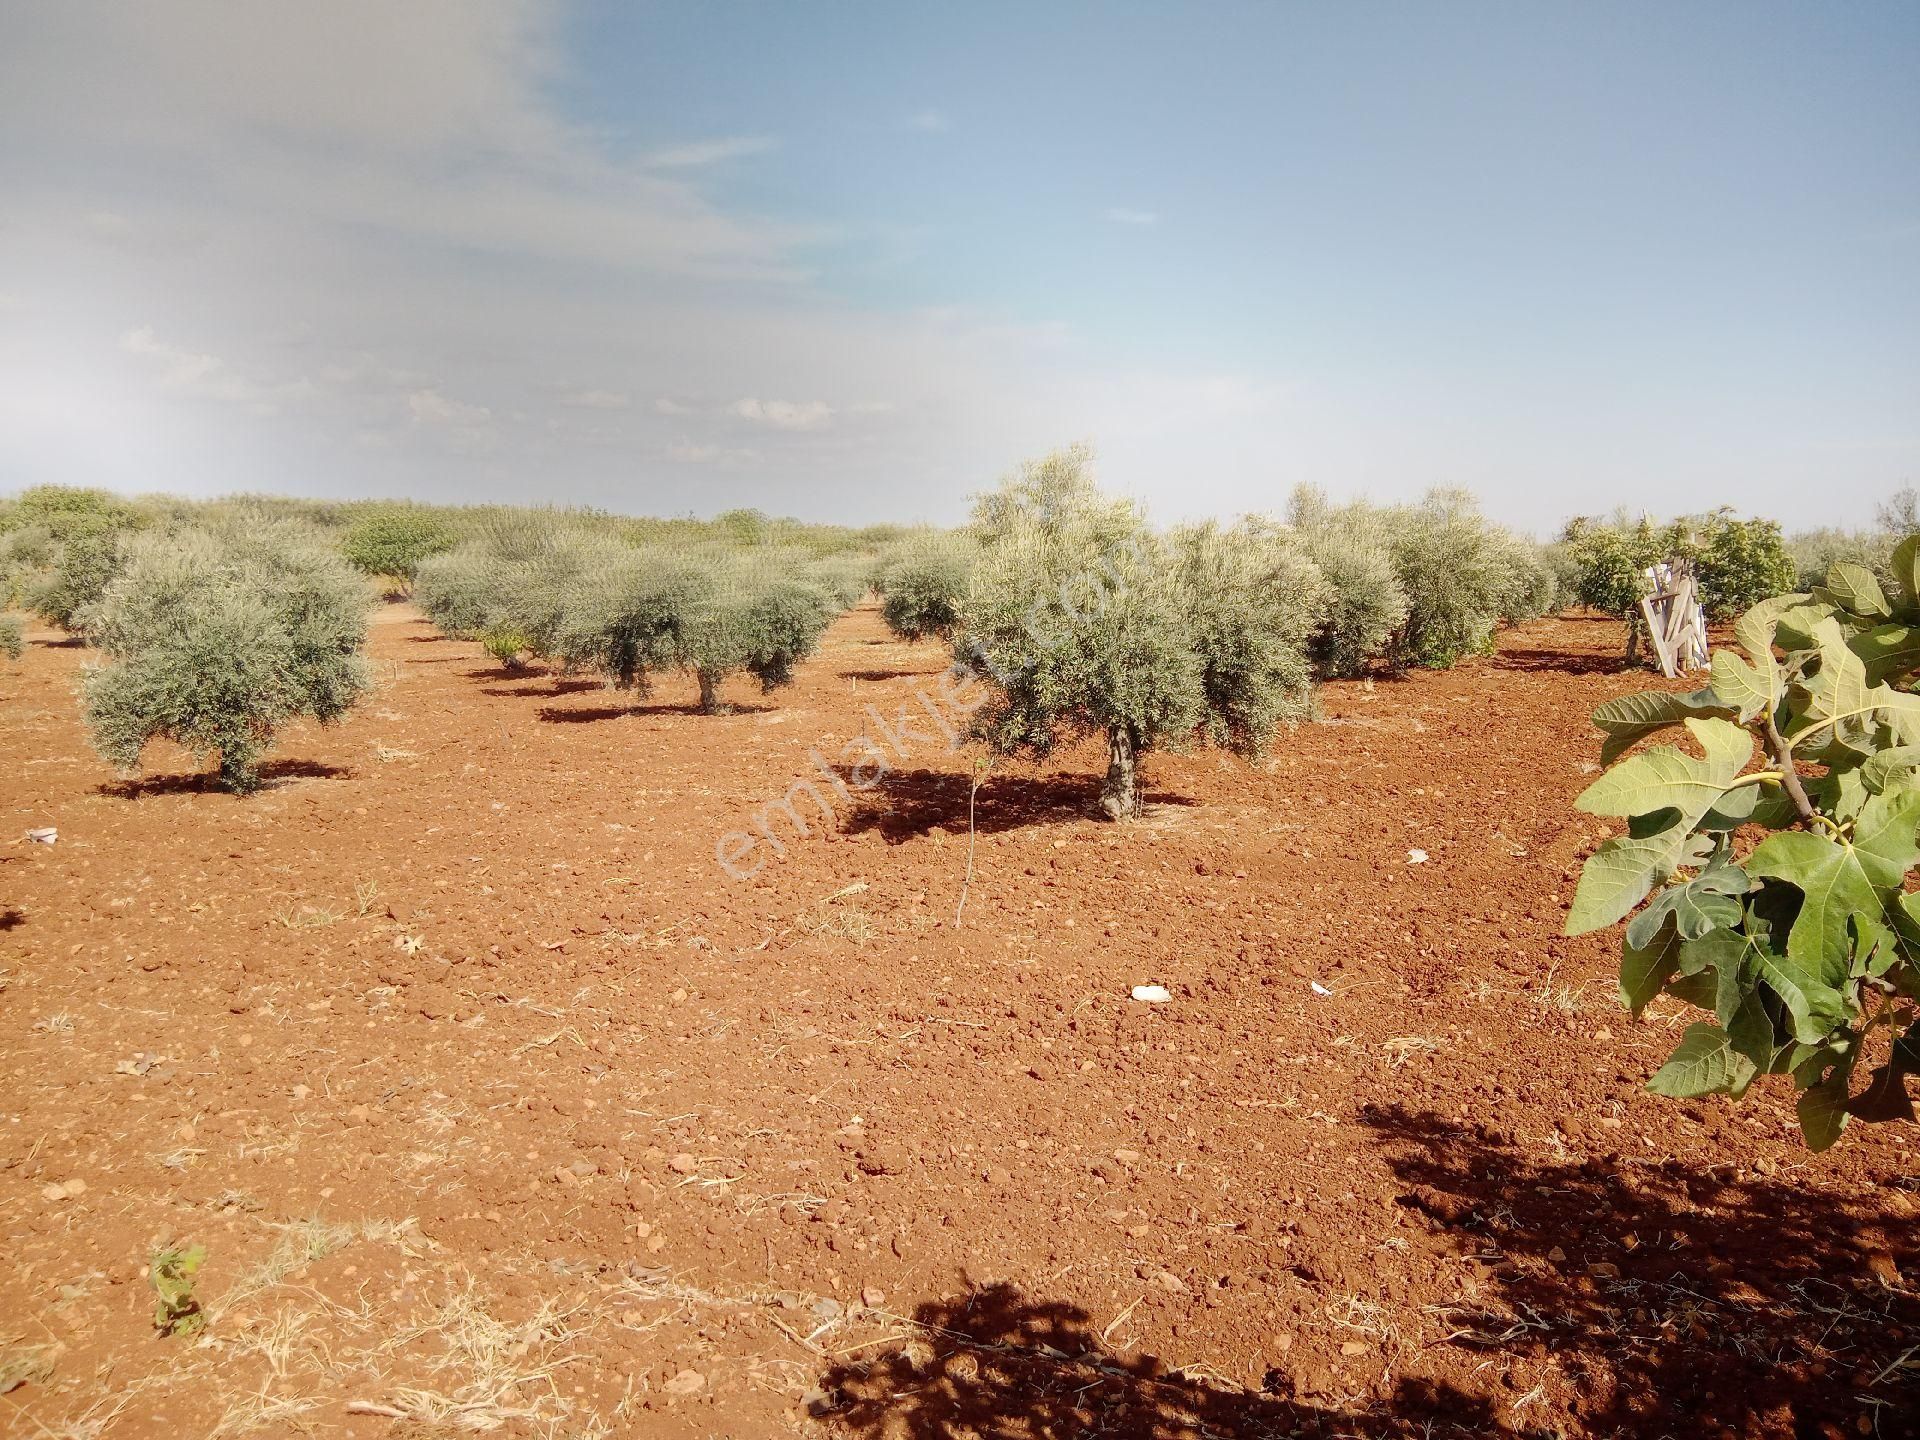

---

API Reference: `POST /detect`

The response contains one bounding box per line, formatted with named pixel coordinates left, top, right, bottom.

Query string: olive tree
left=81, top=527, right=372, bottom=791
left=340, top=505, right=456, bottom=593
left=1283, top=487, right=1408, bottom=679
left=557, top=548, right=836, bottom=712
left=675, top=556, right=837, bottom=713
left=958, top=449, right=1328, bottom=819
left=873, top=531, right=976, bottom=642
left=1383, top=489, right=1532, bottom=668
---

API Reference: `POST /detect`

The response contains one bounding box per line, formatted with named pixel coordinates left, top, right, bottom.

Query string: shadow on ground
left=1363, top=1104, right=1919, bottom=1436
left=814, top=1281, right=1501, bottom=1439
left=836, top=769, right=1197, bottom=840
left=817, top=1113, right=1920, bottom=1438
left=95, top=758, right=353, bottom=798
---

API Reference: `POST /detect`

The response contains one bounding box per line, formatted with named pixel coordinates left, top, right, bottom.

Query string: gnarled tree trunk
left=697, top=668, right=723, bottom=715
left=1099, top=723, right=1141, bottom=821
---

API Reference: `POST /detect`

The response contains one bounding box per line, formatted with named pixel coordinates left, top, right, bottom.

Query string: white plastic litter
left=1310, top=981, right=1334, bottom=997
left=1407, top=848, right=1428, bottom=864
left=1129, top=984, right=1172, bottom=1004
left=25, top=827, right=56, bottom=845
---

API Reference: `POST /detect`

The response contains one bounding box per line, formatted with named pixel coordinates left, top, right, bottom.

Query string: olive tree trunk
left=1099, top=723, right=1142, bottom=821
left=697, top=668, right=723, bottom=715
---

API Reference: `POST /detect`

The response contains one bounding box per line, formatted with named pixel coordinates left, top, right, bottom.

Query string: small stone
left=1547, top=1246, right=1567, bottom=1264
left=1112, top=1149, right=1141, bottom=1165
left=291, top=1084, right=311, bottom=1101
left=861, top=1286, right=885, bottom=1307
left=1340, top=1340, right=1369, bottom=1357
left=668, top=1153, right=697, bottom=1174
left=347, top=1104, right=372, bottom=1122
left=663, top=1368, right=705, bottom=1396
left=41, top=1183, right=66, bottom=1202
left=646, top=1234, right=667, bottom=1254
left=61, top=1178, right=85, bottom=1197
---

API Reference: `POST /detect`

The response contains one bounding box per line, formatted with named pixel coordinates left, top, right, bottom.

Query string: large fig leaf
left=1647, top=1021, right=1756, bottom=1099
left=1591, top=687, right=1732, bottom=765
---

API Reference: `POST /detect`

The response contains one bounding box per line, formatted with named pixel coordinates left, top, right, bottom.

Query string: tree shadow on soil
left=817, top=1114, right=1920, bottom=1439
left=835, top=768, right=1195, bottom=841
left=95, top=758, right=352, bottom=797
left=1360, top=1104, right=1920, bottom=1436
left=477, top=674, right=601, bottom=695
left=813, top=1280, right=1504, bottom=1439
left=841, top=666, right=936, bottom=682
left=35, top=635, right=83, bottom=648
left=0, top=908, right=23, bottom=931
left=534, top=699, right=773, bottom=723
left=1488, top=647, right=1631, bottom=677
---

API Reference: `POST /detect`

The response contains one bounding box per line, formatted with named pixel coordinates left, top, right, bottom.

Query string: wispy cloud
left=644, top=135, right=777, bottom=168
left=559, top=387, right=631, bottom=409
left=907, top=109, right=951, bottom=133
left=729, top=396, right=834, bottom=431
left=121, top=326, right=309, bottom=412
left=667, top=439, right=758, bottom=464
left=1103, top=207, right=1158, bottom=226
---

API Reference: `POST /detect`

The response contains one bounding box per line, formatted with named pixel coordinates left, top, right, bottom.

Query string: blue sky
left=0, top=2, right=1914, bottom=532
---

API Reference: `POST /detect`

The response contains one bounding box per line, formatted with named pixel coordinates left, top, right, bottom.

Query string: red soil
left=1, top=605, right=1915, bottom=1439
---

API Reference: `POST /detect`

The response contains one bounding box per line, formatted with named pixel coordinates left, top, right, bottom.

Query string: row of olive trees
left=862, top=450, right=1557, bottom=818
left=413, top=514, right=849, bottom=713
left=869, top=474, right=1557, bottom=689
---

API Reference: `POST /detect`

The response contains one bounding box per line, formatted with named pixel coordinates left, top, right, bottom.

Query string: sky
left=0, top=1, right=1914, bottom=535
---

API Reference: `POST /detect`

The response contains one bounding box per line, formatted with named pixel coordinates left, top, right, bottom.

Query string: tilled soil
left=2, top=605, right=1916, bottom=1440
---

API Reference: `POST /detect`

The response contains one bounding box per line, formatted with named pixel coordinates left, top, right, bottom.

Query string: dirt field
left=3, top=604, right=1917, bottom=1439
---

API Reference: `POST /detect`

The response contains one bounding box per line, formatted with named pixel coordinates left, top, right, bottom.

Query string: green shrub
left=1496, top=538, right=1560, bottom=624
left=30, top=528, right=133, bottom=632
left=874, top=532, right=976, bottom=642
left=1170, top=520, right=1328, bottom=753
left=340, top=506, right=456, bottom=592
left=1692, top=512, right=1797, bottom=621
left=414, top=546, right=511, bottom=638
left=1383, top=490, right=1524, bottom=669
left=1, top=614, right=22, bottom=661
left=959, top=449, right=1325, bottom=819
left=675, top=556, right=837, bottom=712
left=552, top=547, right=705, bottom=691
left=807, top=553, right=871, bottom=610
left=1282, top=492, right=1408, bottom=679
left=81, top=527, right=372, bottom=791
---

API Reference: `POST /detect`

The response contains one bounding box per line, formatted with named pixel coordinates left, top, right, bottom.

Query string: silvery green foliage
left=1, top=614, right=22, bottom=661
left=1283, top=490, right=1409, bottom=679
left=1170, top=520, right=1328, bottom=754
left=414, top=545, right=511, bottom=639
left=82, top=527, right=373, bottom=791
left=1496, top=537, right=1560, bottom=624
left=873, top=531, right=976, bottom=642
left=552, top=547, right=707, bottom=691
left=1567, top=540, right=1920, bottom=1149
left=556, top=547, right=837, bottom=711
left=673, top=552, right=838, bottom=710
left=958, top=450, right=1326, bottom=818
left=807, top=553, right=871, bottom=610
left=1385, top=489, right=1529, bottom=668
left=29, top=528, right=132, bottom=631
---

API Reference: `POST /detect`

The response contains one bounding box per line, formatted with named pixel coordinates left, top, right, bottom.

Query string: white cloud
left=654, top=396, right=694, bottom=416
left=1103, top=207, right=1159, bottom=226
left=407, top=388, right=490, bottom=427
left=644, top=136, right=777, bottom=169
left=667, top=440, right=757, bottom=465
left=559, top=387, right=631, bottom=409
left=729, top=397, right=834, bottom=431
left=120, top=325, right=308, bottom=411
